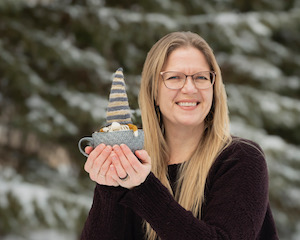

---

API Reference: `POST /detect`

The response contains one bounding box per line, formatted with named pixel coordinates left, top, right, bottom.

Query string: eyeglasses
left=160, top=71, right=216, bottom=90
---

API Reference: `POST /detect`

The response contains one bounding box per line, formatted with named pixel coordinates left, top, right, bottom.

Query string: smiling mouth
left=177, top=102, right=199, bottom=107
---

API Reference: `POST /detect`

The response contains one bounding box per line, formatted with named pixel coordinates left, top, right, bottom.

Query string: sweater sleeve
left=80, top=184, right=129, bottom=240
left=119, top=140, right=271, bottom=240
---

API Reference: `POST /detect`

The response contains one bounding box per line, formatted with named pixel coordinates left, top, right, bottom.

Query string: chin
left=179, top=120, right=204, bottom=128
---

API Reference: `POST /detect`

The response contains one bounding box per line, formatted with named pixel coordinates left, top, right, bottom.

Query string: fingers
left=109, top=165, right=121, bottom=186
left=84, top=144, right=106, bottom=173
left=120, top=144, right=146, bottom=173
left=104, top=164, right=119, bottom=187
left=135, top=150, right=151, bottom=165
left=85, top=146, right=93, bottom=154
left=83, top=144, right=121, bottom=187
left=110, top=151, right=128, bottom=179
left=83, top=143, right=151, bottom=188
left=96, top=147, right=113, bottom=177
left=113, top=145, right=137, bottom=177
left=84, top=144, right=112, bottom=180
left=89, top=144, right=106, bottom=160
left=89, top=145, right=112, bottom=181
left=111, top=144, right=151, bottom=189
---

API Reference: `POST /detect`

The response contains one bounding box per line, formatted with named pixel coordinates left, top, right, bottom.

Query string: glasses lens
left=162, top=72, right=185, bottom=89
left=193, top=72, right=213, bottom=89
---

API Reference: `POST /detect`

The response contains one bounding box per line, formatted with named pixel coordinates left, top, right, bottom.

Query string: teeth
left=178, top=102, right=197, bottom=107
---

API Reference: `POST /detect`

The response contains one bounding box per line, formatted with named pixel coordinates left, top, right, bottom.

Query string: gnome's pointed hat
left=106, top=68, right=132, bottom=125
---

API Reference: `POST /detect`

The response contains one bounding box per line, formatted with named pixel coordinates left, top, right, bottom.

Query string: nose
left=181, top=76, right=197, bottom=93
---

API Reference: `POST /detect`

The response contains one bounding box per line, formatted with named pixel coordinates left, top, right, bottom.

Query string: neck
left=165, top=124, right=204, bottom=165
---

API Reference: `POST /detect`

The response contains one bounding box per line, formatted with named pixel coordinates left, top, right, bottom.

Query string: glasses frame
left=160, top=71, right=216, bottom=90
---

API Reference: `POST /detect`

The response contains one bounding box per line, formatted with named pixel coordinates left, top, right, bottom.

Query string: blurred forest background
left=0, top=0, right=300, bottom=239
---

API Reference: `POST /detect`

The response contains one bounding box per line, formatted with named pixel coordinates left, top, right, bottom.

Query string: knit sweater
left=80, top=138, right=279, bottom=240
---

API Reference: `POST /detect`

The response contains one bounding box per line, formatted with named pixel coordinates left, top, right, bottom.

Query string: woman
left=81, top=31, right=278, bottom=239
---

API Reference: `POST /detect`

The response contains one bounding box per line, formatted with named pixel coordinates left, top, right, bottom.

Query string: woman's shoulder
left=209, top=136, right=267, bottom=178
left=221, top=136, right=265, bottom=160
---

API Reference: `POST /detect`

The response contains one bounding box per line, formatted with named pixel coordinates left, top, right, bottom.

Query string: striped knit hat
left=106, top=68, right=132, bottom=125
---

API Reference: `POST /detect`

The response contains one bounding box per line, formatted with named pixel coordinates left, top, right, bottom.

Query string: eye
left=166, top=74, right=182, bottom=81
left=194, top=73, right=209, bottom=81
left=195, top=76, right=207, bottom=80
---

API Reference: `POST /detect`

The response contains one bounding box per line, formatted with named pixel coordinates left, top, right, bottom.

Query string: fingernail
left=105, top=146, right=112, bottom=152
left=111, top=152, right=117, bottom=160
left=120, top=144, right=126, bottom=150
left=137, top=149, right=143, bottom=153
left=113, top=145, right=120, bottom=151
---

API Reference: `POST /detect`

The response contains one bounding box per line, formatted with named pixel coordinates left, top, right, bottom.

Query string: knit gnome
left=78, top=68, right=144, bottom=157
left=100, top=68, right=138, bottom=137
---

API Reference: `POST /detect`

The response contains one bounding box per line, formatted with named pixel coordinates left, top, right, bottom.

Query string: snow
left=259, top=96, right=281, bottom=114
left=227, top=84, right=300, bottom=130
left=146, top=13, right=178, bottom=29
left=26, top=0, right=56, bottom=7
left=3, top=230, right=76, bottom=240
left=247, top=14, right=272, bottom=36
left=215, top=12, right=240, bottom=26
left=0, top=40, right=14, bottom=64
left=62, top=90, right=107, bottom=121
left=26, top=94, right=78, bottom=134
left=218, top=53, right=282, bottom=80
left=29, top=72, right=47, bottom=90
left=96, top=8, right=120, bottom=30
left=230, top=120, right=300, bottom=165
left=0, top=166, right=92, bottom=231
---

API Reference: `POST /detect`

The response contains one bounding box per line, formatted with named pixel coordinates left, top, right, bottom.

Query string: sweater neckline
left=167, top=163, right=181, bottom=194
left=168, top=162, right=183, bottom=167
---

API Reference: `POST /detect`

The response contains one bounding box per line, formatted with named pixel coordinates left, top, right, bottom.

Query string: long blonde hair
left=138, top=31, right=232, bottom=240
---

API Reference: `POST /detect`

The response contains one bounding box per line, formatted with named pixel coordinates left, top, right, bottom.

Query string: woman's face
left=157, top=47, right=214, bottom=131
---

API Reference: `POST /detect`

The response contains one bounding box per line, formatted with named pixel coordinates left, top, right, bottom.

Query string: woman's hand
left=109, top=144, right=151, bottom=189
left=84, top=144, right=119, bottom=187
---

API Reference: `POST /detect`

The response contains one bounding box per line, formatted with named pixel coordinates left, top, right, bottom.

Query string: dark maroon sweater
left=80, top=138, right=279, bottom=240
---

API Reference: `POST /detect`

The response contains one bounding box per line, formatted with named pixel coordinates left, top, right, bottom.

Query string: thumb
left=135, top=150, right=151, bottom=164
left=85, top=146, right=94, bottom=154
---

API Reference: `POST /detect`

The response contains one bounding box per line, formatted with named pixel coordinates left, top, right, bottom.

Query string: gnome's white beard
left=101, top=122, right=138, bottom=137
